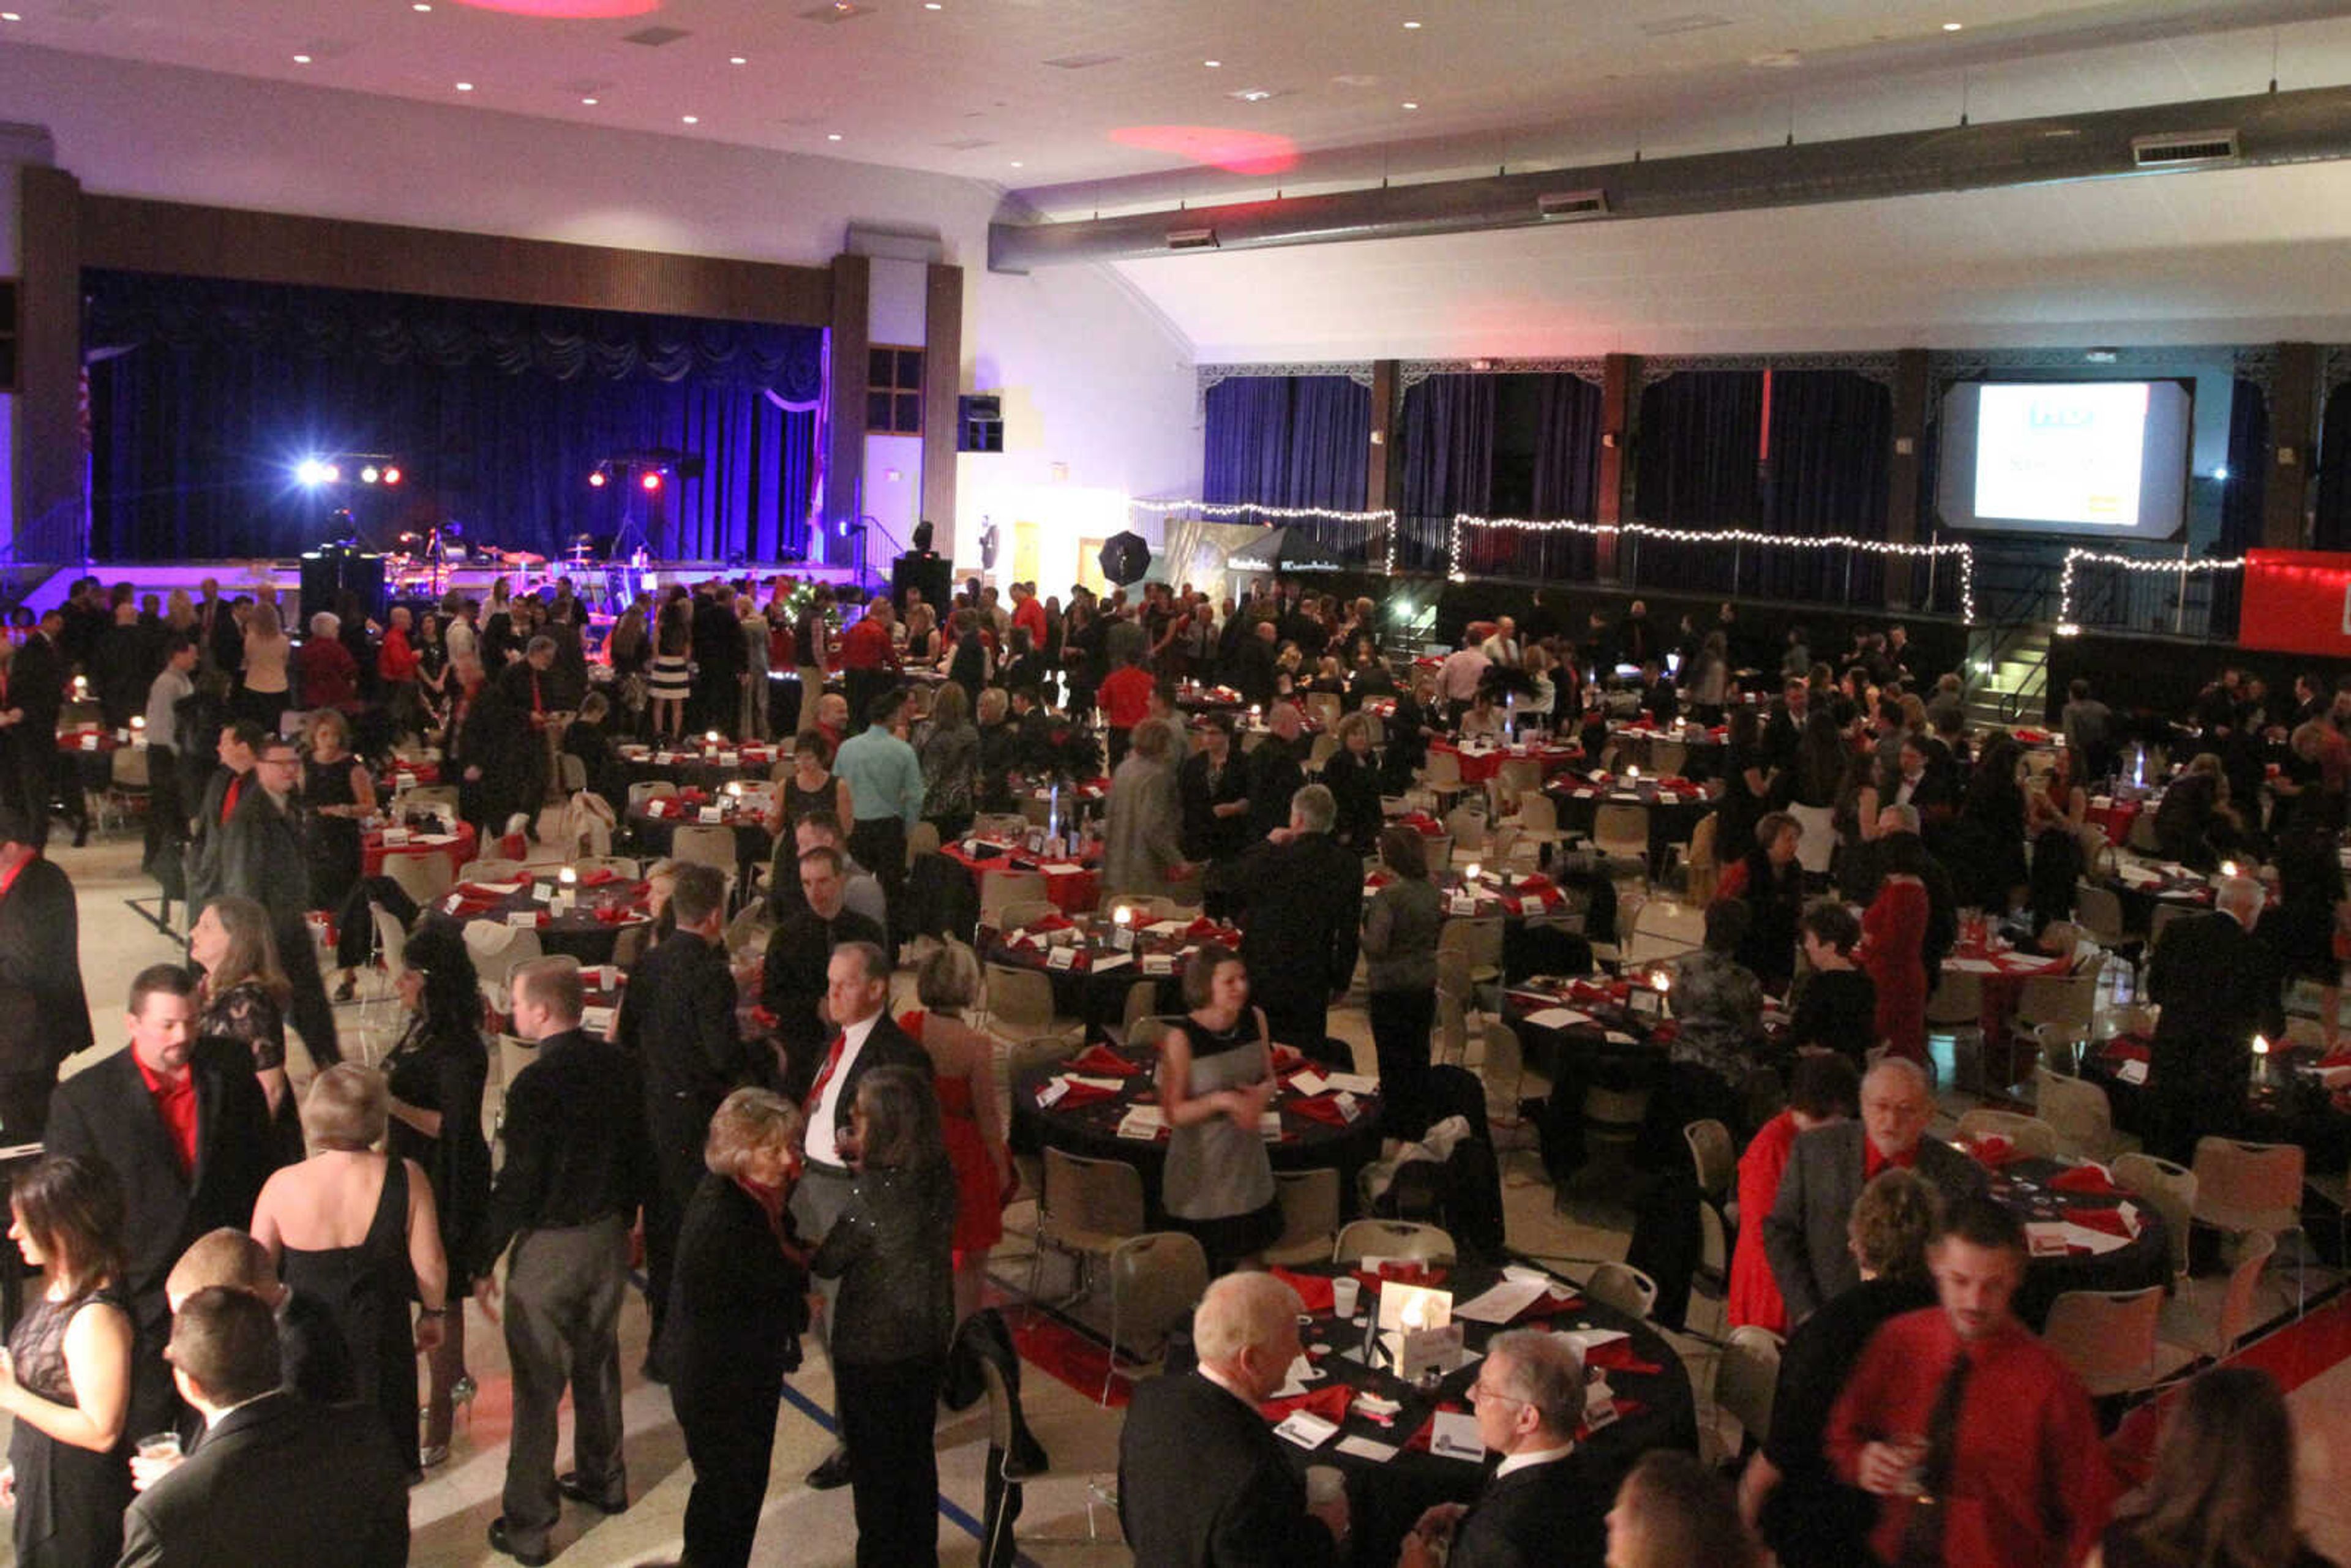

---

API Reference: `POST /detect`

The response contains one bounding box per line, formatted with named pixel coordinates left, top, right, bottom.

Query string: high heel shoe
left=452, top=1373, right=478, bottom=1403
left=419, top=1442, right=452, bottom=1470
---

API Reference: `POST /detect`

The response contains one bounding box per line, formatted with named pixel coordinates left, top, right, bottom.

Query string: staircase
left=1965, top=622, right=2052, bottom=731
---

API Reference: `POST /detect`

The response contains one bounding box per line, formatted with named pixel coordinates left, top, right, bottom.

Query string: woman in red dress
left=897, top=942, right=1011, bottom=1323
left=1726, top=1054, right=1859, bottom=1332
left=1859, top=835, right=1933, bottom=1066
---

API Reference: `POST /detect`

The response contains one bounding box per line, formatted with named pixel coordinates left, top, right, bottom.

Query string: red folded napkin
left=2104, top=1036, right=2151, bottom=1063
left=1366, top=871, right=1394, bottom=890
left=1970, top=1135, right=2020, bottom=1167
left=680, top=787, right=708, bottom=805
left=2050, top=1165, right=2123, bottom=1196
left=1269, top=1266, right=1335, bottom=1314
left=1577, top=1398, right=1646, bottom=1442
left=749, top=1005, right=778, bottom=1029
left=1032, top=912, right=1073, bottom=932
left=1402, top=1400, right=1470, bottom=1452
left=1270, top=1043, right=1307, bottom=1073
left=2068, top=1206, right=2133, bottom=1239
left=1258, top=1382, right=1354, bottom=1427
left=593, top=905, right=629, bottom=924
left=1511, top=1290, right=1584, bottom=1324
left=1584, top=1341, right=1664, bottom=1376
left=1044, top=1081, right=1119, bottom=1109
left=1355, top=1262, right=1448, bottom=1291
left=1400, top=812, right=1441, bottom=833
left=1069, top=1044, right=1140, bottom=1076
left=579, top=868, right=620, bottom=887
left=1290, top=1098, right=1354, bottom=1128
left=2321, top=1051, right=2351, bottom=1071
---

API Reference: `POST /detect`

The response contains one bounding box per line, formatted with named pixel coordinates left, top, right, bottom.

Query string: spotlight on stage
left=641, top=471, right=663, bottom=492
left=360, top=465, right=381, bottom=485
left=588, top=467, right=609, bottom=488
left=380, top=466, right=401, bottom=486
left=296, top=458, right=336, bottom=487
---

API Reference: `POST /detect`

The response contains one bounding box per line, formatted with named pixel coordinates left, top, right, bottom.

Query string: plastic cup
left=1305, top=1465, right=1345, bottom=1507
left=135, top=1431, right=182, bottom=1464
left=1331, top=1277, right=1362, bottom=1318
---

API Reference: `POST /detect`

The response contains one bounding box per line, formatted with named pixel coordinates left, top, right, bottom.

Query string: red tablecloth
left=378, top=760, right=444, bottom=791
left=1946, top=941, right=2071, bottom=1047
left=2083, top=800, right=2142, bottom=848
left=363, top=820, right=480, bottom=880
left=55, top=727, right=124, bottom=754
left=942, top=839, right=1102, bottom=915
left=1429, top=738, right=1581, bottom=786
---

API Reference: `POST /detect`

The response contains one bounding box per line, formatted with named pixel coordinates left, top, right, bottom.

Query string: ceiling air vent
left=1044, top=52, right=1122, bottom=69
left=2131, top=129, right=2240, bottom=168
left=798, top=2, right=872, bottom=21
left=621, top=26, right=691, bottom=46
left=1538, top=189, right=1611, bottom=220
left=1166, top=227, right=1220, bottom=251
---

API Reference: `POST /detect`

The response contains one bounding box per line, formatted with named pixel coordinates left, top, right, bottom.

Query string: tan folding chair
left=2041, top=1286, right=2165, bottom=1397
left=997, top=899, right=1060, bottom=932
left=1684, top=1119, right=1736, bottom=1207
left=2191, top=1137, right=2311, bottom=1313
left=2158, top=1229, right=2276, bottom=1361
left=1030, top=1148, right=1145, bottom=1309
left=456, top=857, right=528, bottom=884
left=383, top=850, right=454, bottom=908
left=1475, top=1021, right=1528, bottom=1128
left=2114, top=1152, right=2198, bottom=1281
left=1714, top=1325, right=1782, bottom=1453
left=669, top=825, right=740, bottom=877
left=2031, top=1066, right=2137, bottom=1163
left=2071, top=883, right=2127, bottom=949
left=2148, top=901, right=2195, bottom=947
left=1682, top=813, right=1722, bottom=904
left=402, top=784, right=462, bottom=817
left=1585, top=1261, right=1660, bottom=1320
left=465, top=924, right=543, bottom=1010
left=906, top=820, right=943, bottom=865
left=1264, top=1168, right=1343, bottom=1267
left=1593, top=803, right=1651, bottom=878
left=1421, top=748, right=1472, bottom=808
left=1444, top=801, right=1489, bottom=857
left=979, top=869, right=1051, bottom=927
left=1104, top=981, right=1164, bottom=1050
left=983, top=962, right=1084, bottom=1045
left=1305, top=692, right=1344, bottom=730
left=1332, top=1219, right=1457, bottom=1267
left=1488, top=757, right=1542, bottom=819
left=1954, top=1109, right=2062, bottom=1160
left=626, top=780, right=678, bottom=809
left=1102, top=1232, right=1211, bottom=1403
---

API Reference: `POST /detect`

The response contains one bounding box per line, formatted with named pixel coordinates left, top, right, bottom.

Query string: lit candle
left=2253, top=1035, right=2270, bottom=1056
left=726, top=780, right=743, bottom=799
left=1627, top=763, right=1640, bottom=781
left=1652, top=969, right=1673, bottom=993
left=705, top=730, right=721, bottom=746
left=130, top=715, right=144, bottom=732
left=1465, top=862, right=1481, bottom=882
left=2221, top=860, right=2240, bottom=879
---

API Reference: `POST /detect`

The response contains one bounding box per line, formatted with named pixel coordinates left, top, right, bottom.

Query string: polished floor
left=12, top=824, right=2351, bottom=1565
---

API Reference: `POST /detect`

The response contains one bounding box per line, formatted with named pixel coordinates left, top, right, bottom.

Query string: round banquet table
left=375, top=759, right=444, bottom=795
left=56, top=726, right=127, bottom=791
left=1979, top=1154, right=2172, bottom=1330
left=1544, top=774, right=1711, bottom=870
left=616, top=740, right=784, bottom=791
left=361, top=820, right=479, bottom=881
left=2082, top=1035, right=2351, bottom=1173
left=939, top=838, right=1103, bottom=916
left=625, top=798, right=773, bottom=882
left=1009, top=1041, right=1384, bottom=1226
left=1427, top=737, right=1583, bottom=787
left=1219, top=1258, right=1697, bottom=1567
left=981, top=912, right=1236, bottom=1039
left=416, top=871, right=656, bottom=966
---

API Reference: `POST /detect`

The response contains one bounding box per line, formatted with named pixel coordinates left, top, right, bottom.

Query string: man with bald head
left=2145, top=873, right=2284, bottom=1163
left=1763, top=1059, right=1984, bottom=1326
left=1119, top=1272, right=1348, bottom=1564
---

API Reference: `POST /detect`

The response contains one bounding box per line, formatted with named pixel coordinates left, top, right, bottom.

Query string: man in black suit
left=617, top=862, right=768, bottom=1365
left=219, top=735, right=340, bottom=1067
left=476, top=956, right=652, bottom=1566
left=1120, top=1271, right=1346, bottom=1566
left=761, top=846, right=887, bottom=1093
left=790, top=939, right=930, bottom=1491
left=45, top=964, right=277, bottom=1436
left=1205, top=782, right=1362, bottom=1059
left=1400, top=1329, right=1607, bottom=1568
left=7, top=607, right=85, bottom=846
left=119, top=1286, right=408, bottom=1568
left=493, top=634, right=560, bottom=825
left=690, top=583, right=746, bottom=734
left=451, top=656, right=531, bottom=840
left=2146, top=876, right=2285, bottom=1163
left=1242, top=701, right=1308, bottom=844
left=187, top=720, right=263, bottom=917
left=0, top=803, right=91, bottom=1136
left=1763, top=1058, right=1984, bottom=1326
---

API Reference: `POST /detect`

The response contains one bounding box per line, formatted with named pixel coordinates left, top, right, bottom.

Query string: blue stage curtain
left=1630, top=370, right=1764, bottom=595
left=84, top=270, right=822, bottom=563
left=2209, top=378, right=2268, bottom=636
left=1755, top=369, right=1892, bottom=604
left=1201, top=374, right=1370, bottom=510
left=1523, top=372, right=1605, bottom=579
left=2316, top=384, right=2351, bottom=552
left=1400, top=375, right=1495, bottom=558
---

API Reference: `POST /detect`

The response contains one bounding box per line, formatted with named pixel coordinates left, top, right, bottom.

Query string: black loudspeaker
left=299, top=545, right=389, bottom=621
left=892, top=552, right=953, bottom=614
left=958, top=394, right=1004, bottom=454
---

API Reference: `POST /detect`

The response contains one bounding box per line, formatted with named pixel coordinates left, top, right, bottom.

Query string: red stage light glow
left=449, top=0, right=658, bottom=15
left=1106, top=125, right=1297, bottom=176
left=381, top=466, right=402, bottom=486
left=641, top=471, right=663, bottom=492
left=588, top=470, right=608, bottom=487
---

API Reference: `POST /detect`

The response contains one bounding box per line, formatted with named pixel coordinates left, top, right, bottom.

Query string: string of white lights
left=1127, top=498, right=1401, bottom=574
left=2054, top=547, right=2246, bottom=634
left=1449, top=514, right=1978, bottom=623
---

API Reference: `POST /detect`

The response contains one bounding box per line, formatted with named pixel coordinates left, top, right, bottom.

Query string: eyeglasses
left=1466, top=1378, right=1527, bottom=1406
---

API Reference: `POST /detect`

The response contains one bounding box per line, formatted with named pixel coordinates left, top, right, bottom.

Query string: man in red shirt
left=837, top=598, right=902, bottom=737
left=1010, top=581, right=1048, bottom=651
left=1097, top=651, right=1156, bottom=769
left=1826, top=1195, right=2117, bottom=1568
left=378, top=605, right=422, bottom=735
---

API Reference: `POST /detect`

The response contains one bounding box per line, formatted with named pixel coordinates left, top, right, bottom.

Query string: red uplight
left=1106, top=125, right=1297, bottom=176
left=449, top=0, right=659, bottom=15
left=588, top=470, right=608, bottom=487
left=380, top=466, right=402, bottom=486
left=641, top=471, right=664, bottom=492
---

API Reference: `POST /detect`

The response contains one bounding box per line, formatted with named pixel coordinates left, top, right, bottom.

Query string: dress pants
left=673, top=1365, right=783, bottom=1568
left=274, top=911, right=343, bottom=1067
left=837, top=1353, right=948, bottom=1568
left=845, top=667, right=890, bottom=737
left=502, top=1213, right=631, bottom=1556
left=1259, top=988, right=1339, bottom=1067
left=1368, top=985, right=1438, bottom=1139
left=788, top=1163, right=855, bottom=1416
left=141, top=743, right=186, bottom=900
left=847, top=817, right=908, bottom=947
left=643, top=1093, right=713, bottom=1365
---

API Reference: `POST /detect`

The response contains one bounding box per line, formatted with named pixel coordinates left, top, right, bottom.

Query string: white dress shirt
left=805, top=1010, right=880, bottom=1167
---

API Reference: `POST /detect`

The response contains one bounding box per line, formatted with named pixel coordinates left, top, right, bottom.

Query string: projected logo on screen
left=1974, top=383, right=2150, bottom=527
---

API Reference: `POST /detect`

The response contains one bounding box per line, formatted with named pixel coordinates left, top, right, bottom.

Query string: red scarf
left=734, top=1176, right=809, bottom=1265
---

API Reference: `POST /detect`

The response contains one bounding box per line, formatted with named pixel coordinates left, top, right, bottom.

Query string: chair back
left=1593, top=804, right=1650, bottom=861
left=1019, top=793, right=1054, bottom=828
left=383, top=850, right=455, bottom=907
left=1715, top=1326, right=1783, bottom=1447
left=1040, top=1148, right=1146, bottom=1249
left=1586, top=1261, right=1660, bottom=1319
left=2213, top=1229, right=2279, bottom=1353
left=1265, top=1168, right=1343, bottom=1265
left=2190, top=1138, right=2306, bottom=1234
left=457, top=857, right=528, bottom=884
left=2113, top=1152, right=2197, bottom=1279
left=2031, top=1067, right=2120, bottom=1161
left=2015, top=973, right=2097, bottom=1035
left=2071, top=882, right=2127, bottom=946
left=670, top=825, right=740, bottom=876
left=1492, top=758, right=1542, bottom=809
left=2127, top=811, right=2162, bottom=853
left=1514, top=791, right=1562, bottom=838
left=1648, top=740, right=1690, bottom=779
left=111, top=746, right=151, bottom=789
left=1683, top=1119, right=1736, bottom=1202
left=2148, top=901, right=2193, bottom=947
left=1954, top=1108, right=2062, bottom=1160
left=1423, top=749, right=1463, bottom=788
left=495, top=1031, right=539, bottom=1093
left=1478, top=1021, right=1523, bottom=1081
left=627, top=780, right=678, bottom=809
left=1106, top=1232, right=1210, bottom=1366
left=610, top=923, right=652, bottom=969
left=1683, top=814, right=1721, bottom=904
left=1006, top=1033, right=1083, bottom=1082
left=465, top=923, right=544, bottom=995
left=906, top=820, right=943, bottom=865
left=979, top=868, right=1051, bottom=926
left=557, top=752, right=587, bottom=795
left=973, top=812, right=1032, bottom=841
left=997, top=899, right=1060, bottom=931
left=1331, top=1219, right=1457, bottom=1267
left=1623, top=898, right=1705, bottom=966
left=1305, top=692, right=1344, bottom=730
left=1422, top=834, right=1453, bottom=871
left=1307, top=733, right=1341, bottom=772
left=2041, top=1286, right=2162, bottom=1397
left=984, top=963, right=1063, bottom=1034
left=1444, top=801, right=1488, bottom=853
left=1924, top=969, right=1984, bottom=1026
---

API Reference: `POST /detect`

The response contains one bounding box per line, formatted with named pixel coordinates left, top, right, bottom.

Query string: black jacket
left=219, top=783, right=309, bottom=925
left=662, top=1171, right=809, bottom=1392
left=2148, top=909, right=2285, bottom=1109
left=760, top=904, right=888, bottom=1081
left=11, top=629, right=65, bottom=739
left=618, top=929, right=766, bottom=1113
left=1177, top=750, right=1251, bottom=863
left=474, top=1028, right=653, bottom=1275
left=1447, top=1450, right=1609, bottom=1568
left=0, top=854, right=92, bottom=1089
left=1243, top=740, right=1307, bottom=844
left=1117, top=1370, right=1339, bottom=1568
left=119, top=1392, right=409, bottom=1568
left=801, top=1011, right=931, bottom=1160
left=1207, top=831, right=1363, bottom=1014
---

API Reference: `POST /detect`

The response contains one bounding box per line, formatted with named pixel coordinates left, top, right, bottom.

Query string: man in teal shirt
left=833, top=688, right=924, bottom=947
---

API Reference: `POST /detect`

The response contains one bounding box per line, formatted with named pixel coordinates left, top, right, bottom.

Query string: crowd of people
left=0, top=563, right=2328, bottom=1567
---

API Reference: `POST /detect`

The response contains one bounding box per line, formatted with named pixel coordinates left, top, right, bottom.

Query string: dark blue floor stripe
left=776, top=1369, right=1046, bottom=1568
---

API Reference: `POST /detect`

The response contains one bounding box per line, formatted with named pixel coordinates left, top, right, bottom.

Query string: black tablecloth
left=416, top=877, right=654, bottom=966
left=1545, top=781, right=1709, bottom=869
left=2083, top=1042, right=2351, bottom=1172
left=1986, top=1156, right=2172, bottom=1330
left=624, top=805, right=773, bottom=882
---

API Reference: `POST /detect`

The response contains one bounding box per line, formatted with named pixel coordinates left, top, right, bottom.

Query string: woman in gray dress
left=1158, top=950, right=1281, bottom=1275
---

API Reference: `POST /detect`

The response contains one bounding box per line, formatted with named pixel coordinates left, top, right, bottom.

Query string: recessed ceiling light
left=1403, top=19, right=1422, bottom=28
left=1943, top=20, right=1963, bottom=29
left=411, top=2, right=431, bottom=10
left=681, top=114, right=699, bottom=123
left=1204, top=58, right=1220, bottom=67
left=1010, top=160, right=1023, bottom=167
left=1401, top=100, right=1419, bottom=109
left=827, top=132, right=843, bottom=140
left=924, top=2, right=942, bottom=9
left=729, top=54, right=747, bottom=64
left=292, top=53, right=313, bottom=63
left=455, top=81, right=474, bottom=91
left=0, top=11, right=20, bottom=18
left=581, top=96, right=598, bottom=104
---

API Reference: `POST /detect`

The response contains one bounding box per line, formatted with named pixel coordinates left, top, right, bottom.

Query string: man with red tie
left=787, top=940, right=928, bottom=1492
left=187, top=719, right=264, bottom=915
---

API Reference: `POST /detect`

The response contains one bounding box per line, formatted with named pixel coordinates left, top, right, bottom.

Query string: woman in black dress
left=1785, top=902, right=1877, bottom=1068
left=0, top=1157, right=133, bottom=1568
left=1320, top=711, right=1385, bottom=855
left=1716, top=707, right=1776, bottom=866
left=811, top=1066, right=956, bottom=1568
left=381, top=924, right=491, bottom=1468
left=252, top=1063, right=449, bottom=1482
left=304, top=709, right=376, bottom=1003
left=188, top=896, right=304, bottom=1168
left=664, top=1089, right=811, bottom=1568
left=2268, top=814, right=2347, bottom=1055
left=2091, top=1367, right=2338, bottom=1568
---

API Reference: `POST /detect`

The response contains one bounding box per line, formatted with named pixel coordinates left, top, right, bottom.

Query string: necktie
left=804, top=1032, right=848, bottom=1118
left=221, top=776, right=242, bottom=823
left=1897, top=1348, right=1975, bottom=1568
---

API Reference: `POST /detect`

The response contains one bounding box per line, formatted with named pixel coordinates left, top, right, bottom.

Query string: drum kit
left=381, top=524, right=641, bottom=606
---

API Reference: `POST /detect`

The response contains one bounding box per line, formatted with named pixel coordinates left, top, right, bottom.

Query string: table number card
left=506, top=911, right=540, bottom=929
left=1142, top=954, right=1175, bottom=976
left=1449, top=891, right=1479, bottom=917
left=1046, top=947, right=1077, bottom=970
left=381, top=828, right=411, bottom=847
left=699, top=806, right=724, bottom=824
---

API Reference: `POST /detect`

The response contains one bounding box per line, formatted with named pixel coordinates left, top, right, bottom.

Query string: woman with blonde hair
left=187, top=896, right=302, bottom=1163
left=918, top=681, right=981, bottom=841
left=251, top=1063, right=449, bottom=1482
left=664, top=1089, right=811, bottom=1568
left=238, top=598, right=291, bottom=734
left=894, top=943, right=1010, bottom=1321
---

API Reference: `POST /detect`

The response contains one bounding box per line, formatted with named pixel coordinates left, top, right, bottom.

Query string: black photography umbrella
left=1098, top=530, right=1152, bottom=586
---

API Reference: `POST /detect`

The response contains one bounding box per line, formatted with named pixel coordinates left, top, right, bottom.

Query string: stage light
left=641, top=471, right=663, bottom=492
left=588, top=468, right=609, bottom=487
left=360, top=465, right=381, bottom=484
left=381, top=466, right=401, bottom=486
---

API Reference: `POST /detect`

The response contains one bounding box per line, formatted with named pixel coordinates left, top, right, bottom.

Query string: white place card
left=1449, top=892, right=1479, bottom=917
left=1142, top=954, right=1175, bottom=975
left=381, top=827, right=410, bottom=846
left=1324, top=1072, right=1379, bottom=1095
left=581, top=1006, right=615, bottom=1034
left=1428, top=1412, right=1485, bottom=1463
left=506, top=911, right=540, bottom=929
left=1116, top=1106, right=1166, bottom=1141
left=1046, top=947, right=1076, bottom=970
left=1092, top=951, right=1133, bottom=973
left=1144, top=919, right=1187, bottom=937
left=1035, top=1078, right=1070, bottom=1108
left=1273, top=1410, right=1340, bottom=1450
left=699, top=806, right=724, bottom=823
left=1335, top=1435, right=1399, bottom=1463
left=1521, top=1007, right=1595, bottom=1031
left=1259, top=1112, right=1286, bottom=1140
left=2115, top=1059, right=2149, bottom=1085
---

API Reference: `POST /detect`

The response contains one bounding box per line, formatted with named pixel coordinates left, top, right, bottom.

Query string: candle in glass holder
left=1627, top=763, right=1640, bottom=781
left=1464, top=861, right=1481, bottom=883
left=1112, top=903, right=1134, bottom=950
left=705, top=730, right=721, bottom=747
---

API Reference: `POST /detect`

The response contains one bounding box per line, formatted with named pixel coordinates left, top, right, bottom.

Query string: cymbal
left=500, top=550, right=548, bottom=565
